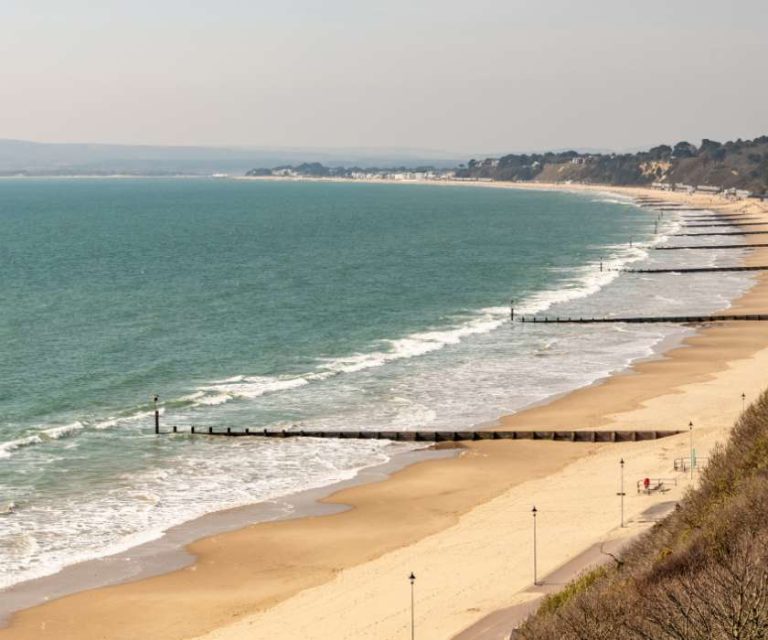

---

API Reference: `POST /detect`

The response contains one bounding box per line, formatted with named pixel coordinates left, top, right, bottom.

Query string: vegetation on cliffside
left=458, top=136, right=768, bottom=194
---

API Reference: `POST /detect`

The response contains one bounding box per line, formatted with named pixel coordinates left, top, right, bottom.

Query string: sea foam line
left=189, top=211, right=660, bottom=408
left=0, top=422, right=84, bottom=459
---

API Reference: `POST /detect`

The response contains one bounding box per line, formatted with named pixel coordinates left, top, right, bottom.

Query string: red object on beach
left=643, top=477, right=650, bottom=490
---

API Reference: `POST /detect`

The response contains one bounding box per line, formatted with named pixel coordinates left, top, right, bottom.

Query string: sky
left=1, top=0, right=766, bottom=155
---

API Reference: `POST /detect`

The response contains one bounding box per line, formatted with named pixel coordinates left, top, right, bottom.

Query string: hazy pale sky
left=1, top=0, right=766, bottom=154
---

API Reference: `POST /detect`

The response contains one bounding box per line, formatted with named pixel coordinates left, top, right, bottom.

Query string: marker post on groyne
left=154, top=395, right=160, bottom=434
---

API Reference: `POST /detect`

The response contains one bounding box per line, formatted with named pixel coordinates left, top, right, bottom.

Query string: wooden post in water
left=154, top=395, right=160, bottom=434
left=510, top=299, right=515, bottom=321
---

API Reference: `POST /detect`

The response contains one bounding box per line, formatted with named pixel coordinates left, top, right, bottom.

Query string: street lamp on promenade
left=618, top=458, right=626, bottom=527
left=408, top=572, right=416, bottom=640
left=532, top=506, right=538, bottom=586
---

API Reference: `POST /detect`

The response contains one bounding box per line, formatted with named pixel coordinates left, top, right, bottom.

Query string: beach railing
left=673, top=456, right=709, bottom=472
left=636, top=477, right=679, bottom=495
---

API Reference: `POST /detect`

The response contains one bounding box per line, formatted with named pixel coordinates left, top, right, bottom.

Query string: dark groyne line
left=518, top=314, right=768, bottom=324
left=685, top=222, right=767, bottom=228
left=624, top=265, right=768, bottom=274
left=673, top=231, right=768, bottom=237
left=682, top=216, right=760, bottom=221
left=655, top=243, right=768, bottom=251
left=159, top=426, right=684, bottom=443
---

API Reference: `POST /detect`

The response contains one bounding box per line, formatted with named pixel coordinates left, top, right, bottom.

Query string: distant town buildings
left=651, top=182, right=754, bottom=199
left=246, top=166, right=457, bottom=182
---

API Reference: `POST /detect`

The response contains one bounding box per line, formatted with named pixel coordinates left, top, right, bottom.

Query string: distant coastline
left=242, top=135, right=768, bottom=198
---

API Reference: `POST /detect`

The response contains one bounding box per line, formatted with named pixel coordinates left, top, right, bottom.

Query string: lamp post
left=618, top=459, right=626, bottom=527
left=154, top=395, right=160, bottom=434
left=689, top=421, right=694, bottom=480
left=532, top=506, right=538, bottom=586
left=408, top=572, right=416, bottom=640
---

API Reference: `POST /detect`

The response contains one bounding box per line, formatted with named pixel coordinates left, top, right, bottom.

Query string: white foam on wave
left=318, top=312, right=508, bottom=376
left=0, top=410, right=157, bottom=460
left=0, top=422, right=84, bottom=459
left=0, top=437, right=406, bottom=589
left=194, top=376, right=310, bottom=405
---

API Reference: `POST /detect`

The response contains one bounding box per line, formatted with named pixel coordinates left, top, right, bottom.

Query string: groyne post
left=154, top=395, right=160, bottom=434
left=510, top=298, right=514, bottom=321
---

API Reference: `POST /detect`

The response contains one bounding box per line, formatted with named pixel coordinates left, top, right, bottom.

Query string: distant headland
left=246, top=135, right=768, bottom=197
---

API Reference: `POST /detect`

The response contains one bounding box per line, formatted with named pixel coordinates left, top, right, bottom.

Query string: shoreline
left=0, top=446, right=456, bottom=624
left=2, top=183, right=768, bottom=640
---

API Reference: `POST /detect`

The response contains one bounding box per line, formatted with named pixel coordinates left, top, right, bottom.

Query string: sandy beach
left=2, top=183, right=768, bottom=640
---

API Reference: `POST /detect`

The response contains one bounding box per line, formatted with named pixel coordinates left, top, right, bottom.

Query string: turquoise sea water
left=0, top=179, right=755, bottom=586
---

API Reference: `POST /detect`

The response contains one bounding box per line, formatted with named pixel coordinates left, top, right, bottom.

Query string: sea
left=0, top=178, right=755, bottom=589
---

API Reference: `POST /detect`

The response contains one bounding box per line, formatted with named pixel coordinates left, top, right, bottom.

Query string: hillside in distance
left=0, top=139, right=461, bottom=176
left=459, top=136, right=768, bottom=194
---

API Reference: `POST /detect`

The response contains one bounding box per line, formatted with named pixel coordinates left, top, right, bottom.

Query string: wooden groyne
left=685, top=222, right=767, bottom=228
left=158, top=426, right=684, bottom=443
left=518, top=313, right=768, bottom=324
left=673, top=231, right=768, bottom=237
left=682, top=216, right=759, bottom=222
left=624, top=265, right=768, bottom=274
left=656, top=243, right=768, bottom=251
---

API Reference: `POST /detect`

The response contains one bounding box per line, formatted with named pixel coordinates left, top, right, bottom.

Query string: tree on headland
left=647, top=145, right=672, bottom=160
left=672, top=141, right=698, bottom=158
